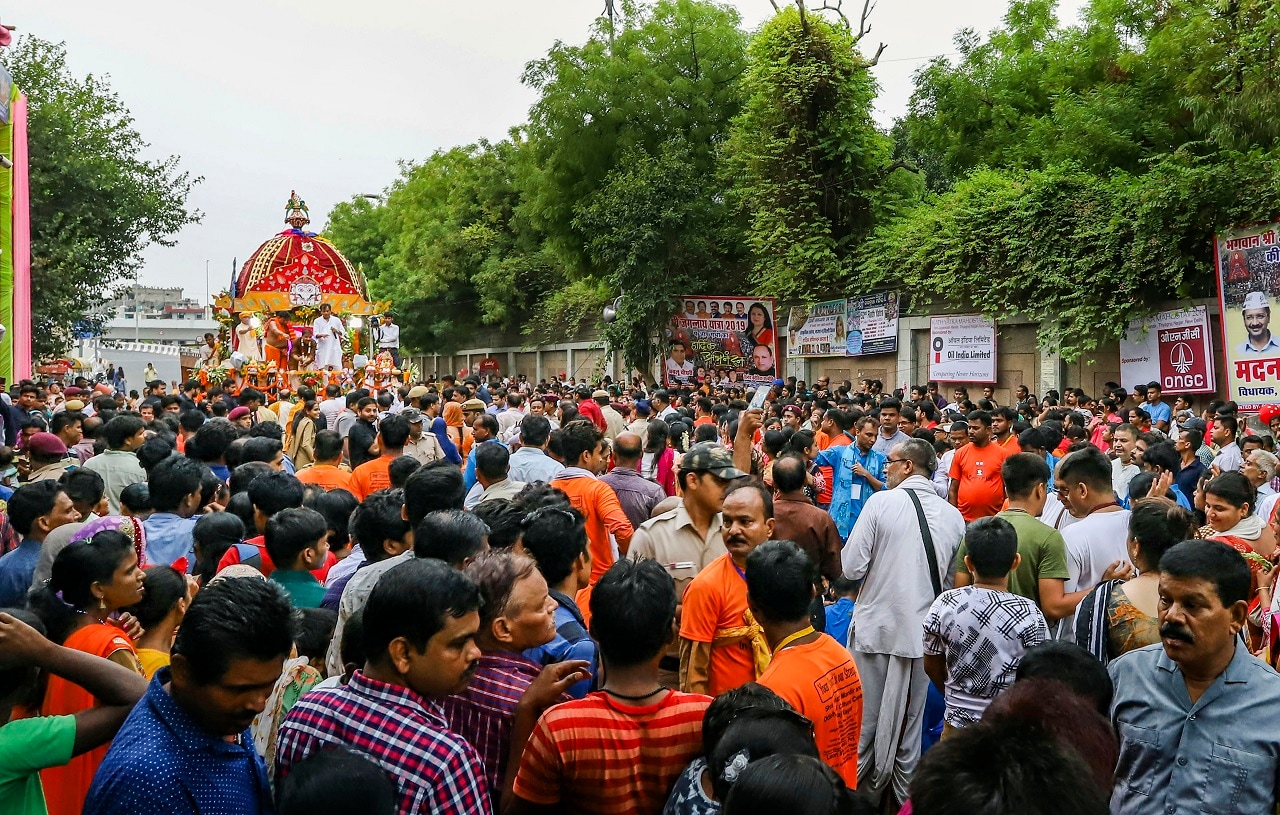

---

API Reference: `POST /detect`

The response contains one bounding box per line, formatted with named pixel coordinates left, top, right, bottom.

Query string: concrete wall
left=398, top=299, right=1230, bottom=408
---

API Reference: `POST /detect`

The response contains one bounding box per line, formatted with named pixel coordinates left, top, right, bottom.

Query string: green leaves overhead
left=870, top=0, right=1280, bottom=358
left=3, top=37, right=201, bottom=361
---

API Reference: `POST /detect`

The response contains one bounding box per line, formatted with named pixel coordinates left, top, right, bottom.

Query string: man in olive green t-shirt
left=954, top=453, right=1126, bottom=627
left=0, top=611, right=146, bottom=815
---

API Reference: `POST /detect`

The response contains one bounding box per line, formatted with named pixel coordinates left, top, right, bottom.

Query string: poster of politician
left=669, top=297, right=779, bottom=388
left=1119, top=306, right=1215, bottom=395
left=787, top=292, right=899, bottom=358
left=1216, top=221, right=1280, bottom=406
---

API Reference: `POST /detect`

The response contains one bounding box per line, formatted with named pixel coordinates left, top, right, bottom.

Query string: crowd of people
left=0, top=368, right=1276, bottom=815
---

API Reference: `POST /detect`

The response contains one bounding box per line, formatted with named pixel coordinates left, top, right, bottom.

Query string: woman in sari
left=428, top=415, right=463, bottom=465
left=642, top=419, right=677, bottom=496
left=1076, top=498, right=1195, bottom=663
left=287, top=399, right=320, bottom=470
left=125, top=565, right=193, bottom=680
left=441, top=402, right=469, bottom=466
left=28, top=529, right=145, bottom=815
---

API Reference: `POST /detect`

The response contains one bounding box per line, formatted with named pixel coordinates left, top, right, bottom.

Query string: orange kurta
left=41, top=623, right=140, bottom=815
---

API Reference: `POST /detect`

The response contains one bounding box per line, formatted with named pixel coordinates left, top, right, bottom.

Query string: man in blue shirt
left=85, top=577, right=296, bottom=815
left=142, top=455, right=206, bottom=571
left=1109, top=540, right=1280, bottom=814
left=1143, top=381, right=1172, bottom=434
left=0, top=481, right=80, bottom=606
left=815, top=416, right=887, bottom=540
left=463, top=413, right=508, bottom=492
left=506, top=416, right=564, bottom=485
left=520, top=505, right=599, bottom=698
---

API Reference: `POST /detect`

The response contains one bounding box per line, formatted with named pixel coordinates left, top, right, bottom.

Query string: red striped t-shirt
left=513, top=690, right=711, bottom=814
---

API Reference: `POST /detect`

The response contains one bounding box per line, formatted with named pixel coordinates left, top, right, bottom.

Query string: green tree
left=722, top=7, right=917, bottom=301
left=2, top=37, right=200, bottom=360
left=517, top=0, right=749, bottom=371
left=867, top=0, right=1280, bottom=357
left=327, top=139, right=563, bottom=354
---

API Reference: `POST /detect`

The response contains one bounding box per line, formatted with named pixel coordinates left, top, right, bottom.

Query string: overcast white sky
left=16, top=0, right=1085, bottom=303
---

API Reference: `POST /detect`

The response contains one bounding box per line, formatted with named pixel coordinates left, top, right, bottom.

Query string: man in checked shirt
left=276, top=558, right=581, bottom=814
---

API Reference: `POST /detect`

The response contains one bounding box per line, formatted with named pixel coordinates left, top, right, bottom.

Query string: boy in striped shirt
left=511, top=559, right=712, bottom=815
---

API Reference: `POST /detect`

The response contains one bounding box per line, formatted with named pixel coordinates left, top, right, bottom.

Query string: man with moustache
left=1109, top=540, right=1280, bottom=814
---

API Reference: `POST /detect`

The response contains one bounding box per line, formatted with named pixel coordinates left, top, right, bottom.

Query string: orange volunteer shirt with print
left=348, top=456, right=394, bottom=500
left=295, top=464, right=354, bottom=493
left=679, top=554, right=757, bottom=696
left=758, top=633, right=863, bottom=788
left=948, top=441, right=1008, bottom=522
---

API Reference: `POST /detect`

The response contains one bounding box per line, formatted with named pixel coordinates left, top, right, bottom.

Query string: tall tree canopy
left=3, top=37, right=200, bottom=360
left=864, top=0, right=1280, bottom=358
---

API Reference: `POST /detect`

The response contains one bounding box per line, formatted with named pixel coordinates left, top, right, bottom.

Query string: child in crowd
left=265, top=507, right=330, bottom=609
left=823, top=575, right=858, bottom=648
left=125, top=566, right=191, bottom=680
left=664, top=683, right=792, bottom=815
left=922, top=516, right=1050, bottom=733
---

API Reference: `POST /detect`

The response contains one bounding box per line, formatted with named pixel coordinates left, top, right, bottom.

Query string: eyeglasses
left=885, top=458, right=910, bottom=466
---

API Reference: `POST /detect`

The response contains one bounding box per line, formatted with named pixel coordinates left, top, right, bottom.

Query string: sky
left=16, top=0, right=1087, bottom=304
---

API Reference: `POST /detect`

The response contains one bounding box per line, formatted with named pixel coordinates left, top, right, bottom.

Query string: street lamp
left=358, top=193, right=383, bottom=203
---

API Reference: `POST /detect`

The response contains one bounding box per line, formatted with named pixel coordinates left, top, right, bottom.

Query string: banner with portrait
left=787, top=292, right=899, bottom=358
left=667, top=296, right=779, bottom=389
left=1216, top=221, right=1280, bottom=406
left=787, top=300, right=846, bottom=357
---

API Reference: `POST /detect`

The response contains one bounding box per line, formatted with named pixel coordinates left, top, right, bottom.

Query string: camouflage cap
left=681, top=442, right=748, bottom=479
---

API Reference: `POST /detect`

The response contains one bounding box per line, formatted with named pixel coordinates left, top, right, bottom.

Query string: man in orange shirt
left=550, top=420, right=634, bottom=584
left=294, top=430, right=353, bottom=493
left=679, top=481, right=774, bottom=696
left=991, top=406, right=1022, bottom=453
left=750, top=539, right=862, bottom=788
left=348, top=414, right=409, bottom=500
left=948, top=410, right=1009, bottom=522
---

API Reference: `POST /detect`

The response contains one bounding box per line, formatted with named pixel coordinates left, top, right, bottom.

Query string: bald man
left=599, top=431, right=667, bottom=529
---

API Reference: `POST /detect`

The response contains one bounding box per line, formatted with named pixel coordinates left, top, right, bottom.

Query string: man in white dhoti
left=841, top=437, right=965, bottom=809
left=312, top=303, right=345, bottom=370
left=234, top=311, right=262, bottom=361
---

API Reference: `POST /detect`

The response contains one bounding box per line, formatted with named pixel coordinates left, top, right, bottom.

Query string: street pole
left=205, top=259, right=210, bottom=316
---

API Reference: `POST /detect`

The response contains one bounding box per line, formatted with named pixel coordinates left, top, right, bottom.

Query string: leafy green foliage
left=870, top=0, right=1280, bottom=357
left=3, top=37, right=201, bottom=360
left=722, top=8, right=914, bottom=301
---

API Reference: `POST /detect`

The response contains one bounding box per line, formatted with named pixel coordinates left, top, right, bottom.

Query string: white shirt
left=319, top=397, right=346, bottom=429
left=1038, top=492, right=1080, bottom=533
left=376, top=322, right=400, bottom=349
left=313, top=315, right=344, bottom=345
left=934, top=450, right=955, bottom=497
left=1060, top=508, right=1132, bottom=637
left=665, top=357, right=695, bottom=386
left=1258, top=491, right=1280, bottom=522
left=1111, top=458, right=1139, bottom=502
left=1213, top=442, right=1243, bottom=475
left=842, top=475, right=966, bottom=658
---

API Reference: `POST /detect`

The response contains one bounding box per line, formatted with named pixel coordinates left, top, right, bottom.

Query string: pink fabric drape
left=12, top=93, right=30, bottom=380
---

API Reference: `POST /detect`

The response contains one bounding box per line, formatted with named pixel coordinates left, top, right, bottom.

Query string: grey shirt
left=1109, top=640, right=1280, bottom=814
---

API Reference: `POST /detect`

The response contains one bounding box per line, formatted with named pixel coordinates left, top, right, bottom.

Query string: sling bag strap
left=906, top=488, right=943, bottom=598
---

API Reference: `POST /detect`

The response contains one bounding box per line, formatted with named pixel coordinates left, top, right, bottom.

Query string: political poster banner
left=846, top=291, right=899, bottom=356
left=668, top=296, right=779, bottom=389
left=788, top=300, right=847, bottom=357
left=787, top=292, right=899, bottom=358
left=929, top=315, right=997, bottom=382
left=1216, top=221, right=1280, bottom=407
left=1119, top=306, right=1215, bottom=395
